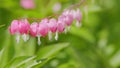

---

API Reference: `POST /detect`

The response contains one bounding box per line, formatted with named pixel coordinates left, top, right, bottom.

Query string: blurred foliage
left=0, top=0, right=120, bottom=68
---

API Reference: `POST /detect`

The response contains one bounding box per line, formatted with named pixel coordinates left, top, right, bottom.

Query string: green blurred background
left=0, top=0, right=120, bottom=68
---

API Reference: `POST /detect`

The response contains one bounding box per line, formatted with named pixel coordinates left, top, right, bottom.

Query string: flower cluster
left=9, top=9, right=82, bottom=45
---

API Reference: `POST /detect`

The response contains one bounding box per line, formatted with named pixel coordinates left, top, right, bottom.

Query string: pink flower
left=69, top=9, right=82, bottom=27
left=53, top=2, right=61, bottom=12
left=38, top=22, right=49, bottom=37
left=41, top=18, right=49, bottom=24
left=20, top=0, right=35, bottom=9
left=61, top=10, right=74, bottom=26
left=64, top=15, right=73, bottom=26
left=30, top=22, right=38, bottom=37
left=74, top=9, right=82, bottom=22
left=9, top=20, right=19, bottom=35
left=58, top=15, right=66, bottom=23
left=48, top=18, right=57, bottom=33
left=19, top=19, right=30, bottom=34
left=37, top=21, right=49, bottom=45
left=9, top=19, right=30, bottom=42
left=57, top=20, right=65, bottom=33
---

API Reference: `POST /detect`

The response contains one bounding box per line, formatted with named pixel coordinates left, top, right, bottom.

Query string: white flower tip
left=38, top=41, right=41, bottom=45
left=37, top=35, right=41, bottom=45
left=76, top=21, right=82, bottom=27
left=22, top=34, right=29, bottom=42
left=67, top=26, right=71, bottom=31
left=55, top=32, right=58, bottom=40
left=16, top=34, right=20, bottom=43
left=48, top=31, right=52, bottom=41
left=64, top=28, right=67, bottom=34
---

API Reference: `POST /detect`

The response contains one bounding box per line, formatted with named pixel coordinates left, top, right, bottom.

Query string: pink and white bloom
left=61, top=10, right=75, bottom=33
left=48, top=18, right=57, bottom=33
left=9, top=19, right=30, bottom=43
left=9, top=20, right=19, bottom=35
left=38, top=22, right=49, bottom=37
left=70, top=9, right=82, bottom=27
left=30, top=22, right=38, bottom=37
left=20, top=0, right=35, bottom=9
left=75, top=9, right=82, bottom=22
left=19, top=19, right=30, bottom=41
left=64, top=15, right=73, bottom=26
left=54, top=20, right=65, bottom=40
left=19, top=19, right=30, bottom=34
left=37, top=21, right=49, bottom=45
left=48, top=18, right=57, bottom=40
left=57, top=20, right=65, bottom=33
left=9, top=20, right=20, bottom=43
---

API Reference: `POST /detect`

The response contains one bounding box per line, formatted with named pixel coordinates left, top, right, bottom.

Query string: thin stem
left=67, top=0, right=86, bottom=10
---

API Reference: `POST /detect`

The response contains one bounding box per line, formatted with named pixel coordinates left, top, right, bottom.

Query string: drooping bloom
left=62, top=10, right=73, bottom=26
left=19, top=19, right=30, bottom=41
left=9, top=20, right=20, bottom=43
left=54, top=20, right=65, bottom=40
left=57, top=20, right=65, bottom=33
left=48, top=18, right=57, bottom=33
left=36, top=21, right=49, bottom=45
left=70, top=9, right=82, bottom=27
left=9, top=20, right=19, bottom=35
left=20, top=0, right=35, bottom=9
left=30, top=22, right=38, bottom=37
left=38, top=21, right=49, bottom=37
left=9, top=19, right=30, bottom=43
left=75, top=9, right=82, bottom=22
left=19, top=19, right=30, bottom=34
left=48, top=18, right=57, bottom=40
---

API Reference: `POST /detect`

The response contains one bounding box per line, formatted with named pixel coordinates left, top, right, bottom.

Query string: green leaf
left=4, top=56, right=36, bottom=68
left=37, top=43, right=69, bottom=59
left=70, top=26, right=95, bottom=43
left=0, top=31, right=12, bottom=67
left=32, top=43, right=69, bottom=68
left=26, top=58, right=47, bottom=68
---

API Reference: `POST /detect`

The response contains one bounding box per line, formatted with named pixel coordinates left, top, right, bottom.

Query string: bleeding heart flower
left=19, top=19, right=30, bottom=42
left=9, top=19, right=30, bottom=43
left=38, top=22, right=49, bottom=37
left=57, top=20, right=65, bottom=33
left=30, top=22, right=38, bottom=37
left=19, top=19, right=30, bottom=34
left=74, top=9, right=82, bottom=22
left=9, top=20, right=19, bottom=35
left=20, top=0, right=35, bottom=9
left=70, top=9, right=82, bottom=27
left=48, top=18, right=57, bottom=40
left=48, top=18, right=57, bottom=33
